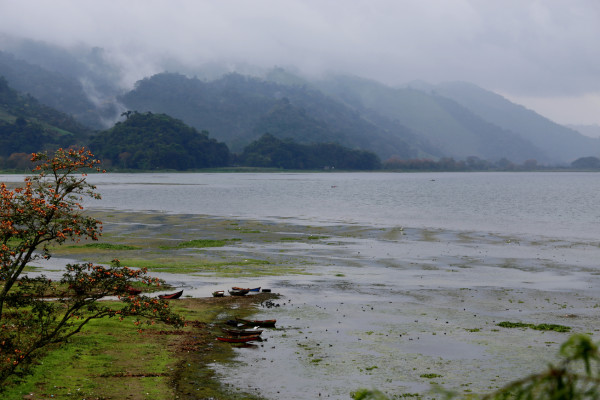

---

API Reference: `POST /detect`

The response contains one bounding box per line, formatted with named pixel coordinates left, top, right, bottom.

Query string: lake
left=2, top=171, right=599, bottom=398
left=73, top=171, right=600, bottom=239
left=4, top=171, right=597, bottom=238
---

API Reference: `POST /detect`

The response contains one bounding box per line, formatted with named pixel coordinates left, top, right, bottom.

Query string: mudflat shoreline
left=30, top=209, right=600, bottom=399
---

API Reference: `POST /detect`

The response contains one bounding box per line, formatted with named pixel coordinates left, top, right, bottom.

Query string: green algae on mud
left=116, top=257, right=309, bottom=277
left=48, top=210, right=323, bottom=277
left=165, top=238, right=242, bottom=249
left=497, top=321, right=571, bottom=332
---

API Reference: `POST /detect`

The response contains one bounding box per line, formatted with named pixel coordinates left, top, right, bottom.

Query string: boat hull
left=159, top=290, right=183, bottom=299
left=232, top=287, right=260, bottom=292
left=229, top=290, right=249, bottom=296
left=216, top=335, right=262, bottom=343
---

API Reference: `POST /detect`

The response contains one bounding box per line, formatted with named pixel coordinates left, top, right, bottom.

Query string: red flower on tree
left=0, top=148, right=183, bottom=387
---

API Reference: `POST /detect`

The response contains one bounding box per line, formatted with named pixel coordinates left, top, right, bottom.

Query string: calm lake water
left=2, top=171, right=599, bottom=398
left=76, top=171, right=598, bottom=240
left=3, top=171, right=597, bottom=239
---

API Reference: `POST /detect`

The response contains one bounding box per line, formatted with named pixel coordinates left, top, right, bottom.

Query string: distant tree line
left=235, top=133, right=381, bottom=170
left=382, top=155, right=600, bottom=171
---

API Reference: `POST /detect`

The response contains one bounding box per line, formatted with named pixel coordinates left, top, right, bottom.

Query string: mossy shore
left=5, top=294, right=276, bottom=400
left=5, top=210, right=334, bottom=399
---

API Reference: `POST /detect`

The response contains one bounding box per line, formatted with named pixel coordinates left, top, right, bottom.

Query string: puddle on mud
left=30, top=212, right=600, bottom=399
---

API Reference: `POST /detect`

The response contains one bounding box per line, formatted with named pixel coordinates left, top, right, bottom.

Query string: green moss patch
left=497, top=321, right=571, bottom=332
left=164, top=238, right=242, bottom=249
left=117, top=258, right=308, bottom=277
left=67, top=243, right=140, bottom=250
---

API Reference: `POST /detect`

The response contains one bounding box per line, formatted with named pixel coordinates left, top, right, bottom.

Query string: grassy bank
left=3, top=210, right=325, bottom=399
left=4, top=294, right=276, bottom=399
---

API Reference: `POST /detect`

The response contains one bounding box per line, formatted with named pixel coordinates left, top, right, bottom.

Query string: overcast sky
left=1, top=0, right=599, bottom=125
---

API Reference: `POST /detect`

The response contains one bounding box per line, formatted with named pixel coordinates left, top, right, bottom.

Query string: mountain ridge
left=1, top=38, right=598, bottom=164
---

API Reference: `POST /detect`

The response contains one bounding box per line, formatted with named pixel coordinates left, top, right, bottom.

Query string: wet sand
left=39, top=210, right=600, bottom=399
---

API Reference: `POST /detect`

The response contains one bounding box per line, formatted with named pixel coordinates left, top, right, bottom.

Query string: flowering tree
left=0, top=148, right=183, bottom=386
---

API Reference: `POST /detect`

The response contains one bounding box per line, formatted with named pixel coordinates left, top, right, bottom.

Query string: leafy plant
left=0, top=148, right=183, bottom=388
left=484, top=334, right=599, bottom=399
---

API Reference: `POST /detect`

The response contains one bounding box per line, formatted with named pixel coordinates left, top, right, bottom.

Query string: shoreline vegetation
left=3, top=208, right=313, bottom=399
left=6, top=295, right=277, bottom=400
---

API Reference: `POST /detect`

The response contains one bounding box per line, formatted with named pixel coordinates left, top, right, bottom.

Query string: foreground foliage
left=0, top=148, right=183, bottom=388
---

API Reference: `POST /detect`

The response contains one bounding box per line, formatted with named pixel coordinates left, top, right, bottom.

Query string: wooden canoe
left=235, top=317, right=276, bottom=327
left=212, top=290, right=225, bottom=297
left=232, top=286, right=261, bottom=292
left=216, top=335, right=262, bottom=343
left=158, top=290, right=183, bottom=299
left=127, top=286, right=142, bottom=295
left=221, top=327, right=263, bottom=336
left=228, top=289, right=249, bottom=296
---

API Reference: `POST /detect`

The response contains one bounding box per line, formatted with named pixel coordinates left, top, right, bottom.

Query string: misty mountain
left=568, top=124, right=600, bottom=139
left=1, top=37, right=598, bottom=164
left=315, top=75, right=549, bottom=163
left=0, top=37, right=123, bottom=129
left=120, top=72, right=420, bottom=159
left=428, top=81, right=600, bottom=164
left=0, top=76, right=90, bottom=159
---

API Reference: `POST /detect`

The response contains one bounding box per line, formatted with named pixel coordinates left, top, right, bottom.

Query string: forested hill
left=89, top=111, right=230, bottom=170
left=120, top=72, right=423, bottom=160
left=0, top=75, right=90, bottom=164
left=238, top=133, right=381, bottom=170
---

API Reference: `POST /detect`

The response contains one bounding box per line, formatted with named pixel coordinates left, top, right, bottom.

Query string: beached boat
left=127, top=286, right=142, bottom=295
left=221, top=327, right=263, bottom=336
left=235, top=317, right=276, bottom=327
left=158, top=290, right=183, bottom=299
left=228, top=289, right=249, bottom=296
left=212, top=290, right=225, bottom=297
left=216, top=335, right=262, bottom=343
left=232, top=286, right=261, bottom=292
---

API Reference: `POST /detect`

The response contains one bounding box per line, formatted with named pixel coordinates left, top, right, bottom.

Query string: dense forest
left=89, top=112, right=230, bottom=170
left=237, top=133, right=381, bottom=170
